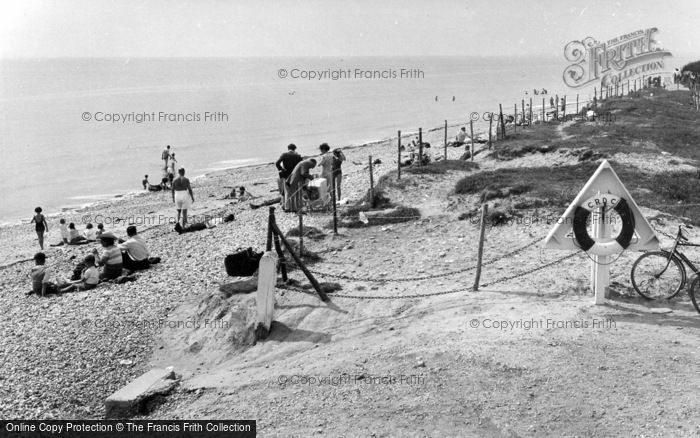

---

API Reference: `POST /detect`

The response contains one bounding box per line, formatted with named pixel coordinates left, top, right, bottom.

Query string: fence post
left=397, top=130, right=401, bottom=180
left=488, top=114, right=493, bottom=150
left=472, top=203, right=488, bottom=291
left=444, top=120, right=448, bottom=160
left=331, top=171, right=338, bottom=234
left=271, top=229, right=287, bottom=282
left=513, top=103, right=517, bottom=134
left=298, top=210, right=304, bottom=258
left=270, top=219, right=328, bottom=301
left=418, top=128, right=423, bottom=166
left=521, top=99, right=525, bottom=127
left=529, top=97, right=533, bottom=125
left=594, top=87, right=597, bottom=107
left=576, top=94, right=579, bottom=114
left=555, top=95, right=559, bottom=120
left=369, top=154, right=375, bottom=207
left=499, top=104, right=506, bottom=139
left=266, top=207, right=274, bottom=251
left=542, top=97, right=545, bottom=121
left=255, top=251, right=278, bottom=340
left=470, top=119, right=474, bottom=161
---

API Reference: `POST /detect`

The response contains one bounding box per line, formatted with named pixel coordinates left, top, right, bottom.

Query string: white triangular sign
left=544, top=160, right=659, bottom=251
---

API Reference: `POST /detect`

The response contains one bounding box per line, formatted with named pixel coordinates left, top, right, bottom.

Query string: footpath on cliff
left=144, top=88, right=700, bottom=437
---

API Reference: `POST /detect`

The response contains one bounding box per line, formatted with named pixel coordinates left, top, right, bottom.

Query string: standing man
left=162, top=145, right=171, bottom=171
left=172, top=168, right=195, bottom=226
left=318, top=143, right=334, bottom=185
left=275, top=144, right=302, bottom=211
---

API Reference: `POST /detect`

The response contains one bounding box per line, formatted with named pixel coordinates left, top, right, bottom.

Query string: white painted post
left=255, top=251, right=278, bottom=339
left=591, top=204, right=610, bottom=304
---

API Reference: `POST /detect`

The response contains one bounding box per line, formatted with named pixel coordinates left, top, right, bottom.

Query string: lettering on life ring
left=573, top=194, right=635, bottom=256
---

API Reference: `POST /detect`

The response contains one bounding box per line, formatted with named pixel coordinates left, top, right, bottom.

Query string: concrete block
left=105, top=367, right=178, bottom=418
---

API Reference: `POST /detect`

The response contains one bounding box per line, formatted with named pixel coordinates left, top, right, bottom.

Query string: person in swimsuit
left=30, top=207, right=49, bottom=250
left=172, top=167, right=195, bottom=226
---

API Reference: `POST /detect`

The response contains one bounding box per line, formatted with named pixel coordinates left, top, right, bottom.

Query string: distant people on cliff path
left=275, top=143, right=303, bottom=211
left=30, top=207, right=48, bottom=250
left=172, top=168, right=195, bottom=226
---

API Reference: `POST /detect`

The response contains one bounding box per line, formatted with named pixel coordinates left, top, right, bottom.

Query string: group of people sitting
left=50, top=219, right=104, bottom=246
left=28, top=225, right=156, bottom=297
left=274, top=143, right=346, bottom=213
left=142, top=175, right=171, bottom=192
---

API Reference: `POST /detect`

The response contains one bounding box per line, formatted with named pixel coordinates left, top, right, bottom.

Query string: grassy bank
left=454, top=88, right=700, bottom=224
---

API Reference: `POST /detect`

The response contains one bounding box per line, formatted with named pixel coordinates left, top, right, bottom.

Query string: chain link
left=307, top=235, right=546, bottom=283
left=481, top=251, right=583, bottom=288
left=282, top=249, right=580, bottom=300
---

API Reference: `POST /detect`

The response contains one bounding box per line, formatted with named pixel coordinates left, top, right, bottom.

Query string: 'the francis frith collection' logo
left=563, top=28, right=672, bottom=88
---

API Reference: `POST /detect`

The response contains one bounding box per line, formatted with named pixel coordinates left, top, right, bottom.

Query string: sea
left=0, top=55, right=680, bottom=224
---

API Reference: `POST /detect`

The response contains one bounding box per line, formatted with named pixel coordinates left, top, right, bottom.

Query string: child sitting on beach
left=59, top=255, right=99, bottom=293
left=50, top=219, right=70, bottom=246
left=67, top=223, right=89, bottom=245
left=83, top=223, right=97, bottom=241
left=27, top=252, right=58, bottom=297
left=92, top=232, right=123, bottom=280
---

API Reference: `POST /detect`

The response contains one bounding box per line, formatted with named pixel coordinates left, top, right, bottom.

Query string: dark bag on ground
left=224, top=248, right=264, bottom=277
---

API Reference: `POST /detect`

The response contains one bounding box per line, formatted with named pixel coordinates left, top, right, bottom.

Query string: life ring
left=573, top=194, right=635, bottom=256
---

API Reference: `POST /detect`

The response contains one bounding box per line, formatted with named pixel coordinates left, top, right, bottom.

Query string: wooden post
left=266, top=207, right=274, bottom=251
left=418, top=128, right=423, bottom=166
left=488, top=114, right=493, bottom=150
left=331, top=171, right=338, bottom=235
left=397, top=130, right=401, bottom=180
left=255, top=251, right=278, bottom=340
left=554, top=95, right=559, bottom=120
left=444, top=120, right=448, bottom=160
left=472, top=203, right=488, bottom=291
left=499, top=104, right=506, bottom=139
left=369, top=155, right=374, bottom=206
left=270, top=220, right=328, bottom=301
left=521, top=99, right=525, bottom=127
left=470, top=119, right=474, bottom=161
left=594, top=87, right=597, bottom=107
left=513, top=104, right=517, bottom=134
left=298, top=210, right=303, bottom=259
left=576, top=94, right=579, bottom=114
left=529, top=97, right=533, bottom=125
left=272, top=230, right=287, bottom=282
left=542, top=97, right=545, bottom=121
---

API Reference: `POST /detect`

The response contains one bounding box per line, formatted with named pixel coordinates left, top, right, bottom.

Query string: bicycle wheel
left=630, top=250, right=686, bottom=300
left=689, top=276, right=700, bottom=314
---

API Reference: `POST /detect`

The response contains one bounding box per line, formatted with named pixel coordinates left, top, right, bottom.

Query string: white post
left=591, top=205, right=610, bottom=304
left=255, top=251, right=278, bottom=339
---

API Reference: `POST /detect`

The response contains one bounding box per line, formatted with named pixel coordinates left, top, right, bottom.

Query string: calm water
left=0, top=56, right=640, bottom=223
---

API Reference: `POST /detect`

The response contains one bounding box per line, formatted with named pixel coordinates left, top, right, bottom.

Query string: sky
left=0, top=0, right=698, bottom=58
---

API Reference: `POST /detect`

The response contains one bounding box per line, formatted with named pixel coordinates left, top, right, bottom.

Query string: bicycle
left=630, top=224, right=700, bottom=313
